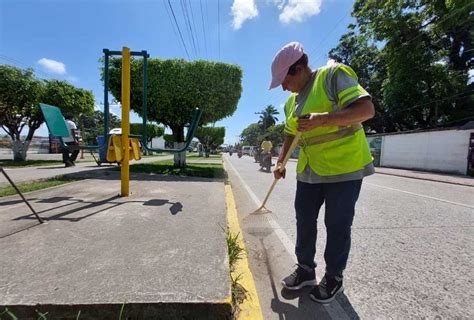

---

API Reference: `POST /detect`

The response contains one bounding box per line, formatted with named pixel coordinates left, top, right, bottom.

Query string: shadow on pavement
left=0, top=198, right=37, bottom=206
left=259, top=237, right=360, bottom=320
left=143, top=199, right=183, bottom=215
left=1, top=195, right=185, bottom=238
left=58, top=169, right=226, bottom=183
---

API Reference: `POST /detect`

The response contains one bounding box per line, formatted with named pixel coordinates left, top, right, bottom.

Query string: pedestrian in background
left=62, top=114, right=79, bottom=167
left=269, top=41, right=375, bottom=303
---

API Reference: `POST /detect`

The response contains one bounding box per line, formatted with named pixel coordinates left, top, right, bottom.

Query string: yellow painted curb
left=225, top=184, right=264, bottom=320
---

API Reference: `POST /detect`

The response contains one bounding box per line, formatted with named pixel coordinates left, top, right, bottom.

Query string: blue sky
left=0, top=0, right=356, bottom=144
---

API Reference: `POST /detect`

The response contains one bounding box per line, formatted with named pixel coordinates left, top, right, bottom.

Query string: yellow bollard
left=121, top=47, right=131, bottom=197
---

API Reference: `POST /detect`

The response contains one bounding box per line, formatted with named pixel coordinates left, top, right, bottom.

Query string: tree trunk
left=12, top=140, right=30, bottom=161
left=173, top=142, right=186, bottom=168
left=172, top=125, right=186, bottom=168
left=198, top=144, right=203, bottom=157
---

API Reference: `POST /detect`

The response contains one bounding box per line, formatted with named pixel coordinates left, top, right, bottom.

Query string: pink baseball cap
left=269, top=41, right=305, bottom=90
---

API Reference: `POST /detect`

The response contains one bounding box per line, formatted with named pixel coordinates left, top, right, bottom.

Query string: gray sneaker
left=309, top=274, right=343, bottom=303
left=281, top=265, right=317, bottom=290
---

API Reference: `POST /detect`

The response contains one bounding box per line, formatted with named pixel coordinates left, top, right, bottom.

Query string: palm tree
left=257, top=105, right=280, bottom=130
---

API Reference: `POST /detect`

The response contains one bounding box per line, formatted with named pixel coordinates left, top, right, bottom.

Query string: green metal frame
left=39, top=103, right=100, bottom=152
left=103, top=49, right=202, bottom=154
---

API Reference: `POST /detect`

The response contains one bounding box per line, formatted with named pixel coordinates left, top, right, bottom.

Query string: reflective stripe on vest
left=284, top=65, right=373, bottom=176
left=298, top=124, right=362, bottom=146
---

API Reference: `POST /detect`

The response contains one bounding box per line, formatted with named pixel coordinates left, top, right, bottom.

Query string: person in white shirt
left=62, top=115, right=79, bottom=167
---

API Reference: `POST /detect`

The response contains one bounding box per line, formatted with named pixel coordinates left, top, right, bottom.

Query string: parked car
left=109, top=128, right=122, bottom=135
left=241, top=146, right=253, bottom=155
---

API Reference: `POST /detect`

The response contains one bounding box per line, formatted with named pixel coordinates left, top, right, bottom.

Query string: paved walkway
left=0, top=172, right=231, bottom=319
left=0, top=155, right=173, bottom=187
left=375, top=167, right=474, bottom=187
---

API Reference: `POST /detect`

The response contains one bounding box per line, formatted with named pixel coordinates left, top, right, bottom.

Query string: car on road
left=241, top=146, right=253, bottom=156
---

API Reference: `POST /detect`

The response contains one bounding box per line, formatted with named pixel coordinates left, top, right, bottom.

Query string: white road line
left=225, top=157, right=351, bottom=320
left=365, top=182, right=474, bottom=209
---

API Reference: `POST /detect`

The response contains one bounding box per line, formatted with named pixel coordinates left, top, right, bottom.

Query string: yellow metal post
left=121, top=47, right=131, bottom=196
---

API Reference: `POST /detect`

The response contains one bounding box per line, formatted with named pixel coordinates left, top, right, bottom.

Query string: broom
left=251, top=131, right=302, bottom=214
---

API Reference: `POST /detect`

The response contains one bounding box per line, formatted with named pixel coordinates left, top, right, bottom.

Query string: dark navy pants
left=294, top=179, right=362, bottom=276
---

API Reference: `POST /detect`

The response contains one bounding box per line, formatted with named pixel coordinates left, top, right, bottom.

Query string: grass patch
left=226, top=229, right=249, bottom=317
left=0, top=159, right=96, bottom=168
left=129, top=160, right=225, bottom=179
left=141, top=153, right=170, bottom=158
left=0, top=177, right=79, bottom=197
left=187, top=153, right=222, bottom=159
left=0, top=159, right=65, bottom=168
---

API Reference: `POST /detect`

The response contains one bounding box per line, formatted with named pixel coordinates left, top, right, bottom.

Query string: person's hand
left=297, top=112, right=329, bottom=132
left=273, top=162, right=286, bottom=179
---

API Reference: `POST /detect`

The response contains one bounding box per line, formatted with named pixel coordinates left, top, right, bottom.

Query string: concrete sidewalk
left=375, top=167, right=474, bottom=187
left=0, top=155, right=173, bottom=188
left=0, top=172, right=231, bottom=319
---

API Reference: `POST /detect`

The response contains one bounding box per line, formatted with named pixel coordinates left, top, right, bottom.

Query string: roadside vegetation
left=226, top=230, right=248, bottom=318
left=186, top=153, right=222, bottom=159
left=129, top=160, right=225, bottom=179
left=0, top=177, right=79, bottom=197
left=0, top=159, right=96, bottom=168
left=0, top=159, right=64, bottom=167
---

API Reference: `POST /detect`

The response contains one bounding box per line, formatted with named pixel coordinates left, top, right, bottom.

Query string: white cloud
left=279, top=0, right=322, bottom=24
left=37, top=58, right=66, bottom=75
left=326, top=58, right=337, bottom=66
left=231, top=0, right=259, bottom=30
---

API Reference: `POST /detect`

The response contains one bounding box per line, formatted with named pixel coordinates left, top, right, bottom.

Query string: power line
left=217, top=0, right=221, bottom=60
left=199, top=0, right=208, bottom=59
left=270, top=3, right=473, bottom=113
left=383, top=2, right=474, bottom=67
left=187, top=0, right=201, bottom=57
left=167, top=0, right=191, bottom=60
left=0, top=54, right=53, bottom=79
left=180, top=0, right=198, bottom=58
left=163, top=0, right=188, bottom=59
left=309, top=10, right=350, bottom=62
left=375, top=89, right=474, bottom=118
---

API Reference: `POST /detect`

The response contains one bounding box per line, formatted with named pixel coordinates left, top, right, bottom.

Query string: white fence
left=368, top=129, right=473, bottom=175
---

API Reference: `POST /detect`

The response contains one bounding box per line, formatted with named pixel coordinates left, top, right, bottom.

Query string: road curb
left=224, top=184, right=263, bottom=320
left=374, top=170, right=474, bottom=187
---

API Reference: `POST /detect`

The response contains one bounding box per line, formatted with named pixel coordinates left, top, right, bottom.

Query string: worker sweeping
left=269, top=41, right=375, bottom=303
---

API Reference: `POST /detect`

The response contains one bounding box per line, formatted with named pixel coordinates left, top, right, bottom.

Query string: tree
left=42, top=80, right=95, bottom=144
left=0, top=65, right=44, bottom=160
left=239, top=123, right=264, bottom=146
left=329, top=29, right=387, bottom=132
left=79, top=110, right=121, bottom=145
left=107, top=58, right=242, bottom=167
left=130, top=122, right=164, bottom=152
left=163, top=134, right=175, bottom=148
left=328, top=0, right=473, bottom=132
left=42, top=80, right=95, bottom=117
left=195, top=126, right=225, bottom=157
left=257, top=105, right=280, bottom=130
left=261, top=124, right=285, bottom=148
left=0, top=66, right=94, bottom=160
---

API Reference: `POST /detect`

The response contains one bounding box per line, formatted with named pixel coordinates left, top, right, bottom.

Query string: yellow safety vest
left=284, top=65, right=373, bottom=176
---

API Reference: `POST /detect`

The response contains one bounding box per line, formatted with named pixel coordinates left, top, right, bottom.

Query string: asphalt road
left=224, top=154, right=473, bottom=320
